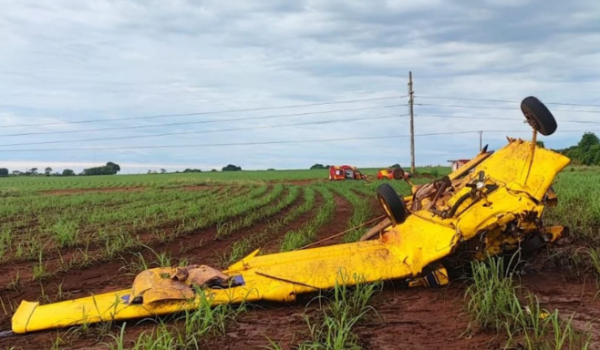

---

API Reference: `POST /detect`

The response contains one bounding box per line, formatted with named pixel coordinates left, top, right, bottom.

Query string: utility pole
left=408, top=71, right=415, bottom=173
left=478, top=131, right=483, bottom=151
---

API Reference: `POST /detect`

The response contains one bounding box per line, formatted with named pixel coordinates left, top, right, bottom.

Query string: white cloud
left=0, top=0, right=599, bottom=172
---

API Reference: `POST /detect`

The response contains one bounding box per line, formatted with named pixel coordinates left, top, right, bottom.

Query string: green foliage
left=83, top=162, right=121, bottom=176
left=293, top=273, right=381, bottom=350
left=62, top=169, right=75, bottom=176
left=466, top=258, right=592, bottom=349
left=222, top=164, right=242, bottom=171
left=0, top=168, right=8, bottom=177
left=106, top=290, right=245, bottom=350
left=557, top=132, right=600, bottom=165
left=310, top=164, right=330, bottom=170
left=182, top=168, right=202, bottom=173
left=466, top=257, right=519, bottom=332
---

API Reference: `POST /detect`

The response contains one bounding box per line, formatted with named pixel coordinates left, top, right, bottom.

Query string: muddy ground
left=1, top=185, right=598, bottom=349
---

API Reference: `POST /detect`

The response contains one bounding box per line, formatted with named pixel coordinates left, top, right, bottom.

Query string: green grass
left=466, top=257, right=592, bottom=349
left=106, top=290, right=246, bottom=350
left=270, top=272, right=382, bottom=350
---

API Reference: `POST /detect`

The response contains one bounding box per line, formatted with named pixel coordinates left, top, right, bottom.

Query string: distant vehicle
left=377, top=167, right=412, bottom=180
left=328, top=165, right=367, bottom=181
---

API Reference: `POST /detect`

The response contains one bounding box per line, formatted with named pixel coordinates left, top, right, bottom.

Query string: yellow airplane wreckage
left=11, top=96, right=569, bottom=334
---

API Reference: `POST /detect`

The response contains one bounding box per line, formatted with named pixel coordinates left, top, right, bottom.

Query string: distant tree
left=211, top=169, right=217, bottom=172
left=310, top=164, right=328, bottom=170
left=183, top=168, right=202, bottom=173
left=160, top=168, right=166, bottom=174
left=578, top=133, right=600, bottom=165
left=0, top=168, right=8, bottom=177
left=556, top=132, right=600, bottom=166
left=12, top=170, right=21, bottom=176
left=44, top=167, right=53, bottom=176
left=62, top=169, right=75, bottom=176
left=83, top=162, right=121, bottom=176
left=536, top=141, right=545, bottom=148
left=222, top=164, right=242, bottom=172
left=578, top=132, right=599, bottom=152
left=30, top=167, right=38, bottom=175
left=147, top=170, right=152, bottom=174
left=106, top=162, right=121, bottom=173
left=267, top=168, right=275, bottom=171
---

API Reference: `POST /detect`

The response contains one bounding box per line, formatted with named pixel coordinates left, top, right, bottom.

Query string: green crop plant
left=285, top=272, right=381, bottom=350
left=49, top=219, right=80, bottom=248
left=330, top=184, right=374, bottom=243
left=465, top=256, right=519, bottom=332
left=466, top=258, right=592, bottom=349
left=280, top=186, right=334, bottom=252
left=224, top=187, right=317, bottom=264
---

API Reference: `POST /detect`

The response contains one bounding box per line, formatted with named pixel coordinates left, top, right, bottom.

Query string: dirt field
left=1, top=176, right=599, bottom=349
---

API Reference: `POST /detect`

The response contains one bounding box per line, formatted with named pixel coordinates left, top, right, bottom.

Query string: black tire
left=392, top=168, right=404, bottom=180
left=520, top=96, right=557, bottom=136
left=377, top=184, right=407, bottom=226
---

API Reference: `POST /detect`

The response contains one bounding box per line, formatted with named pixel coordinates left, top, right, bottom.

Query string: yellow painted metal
left=11, top=138, right=570, bottom=334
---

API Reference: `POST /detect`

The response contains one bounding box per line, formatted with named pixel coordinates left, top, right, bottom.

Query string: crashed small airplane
left=11, top=96, right=569, bottom=334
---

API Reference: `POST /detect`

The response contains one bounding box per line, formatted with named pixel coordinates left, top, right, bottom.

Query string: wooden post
left=408, top=71, right=415, bottom=173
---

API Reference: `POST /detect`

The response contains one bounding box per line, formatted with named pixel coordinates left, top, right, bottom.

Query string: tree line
left=0, top=162, right=121, bottom=177
left=556, top=132, right=600, bottom=165
left=0, top=162, right=245, bottom=177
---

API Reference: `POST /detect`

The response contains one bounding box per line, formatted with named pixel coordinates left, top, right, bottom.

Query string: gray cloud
left=1, top=0, right=599, bottom=172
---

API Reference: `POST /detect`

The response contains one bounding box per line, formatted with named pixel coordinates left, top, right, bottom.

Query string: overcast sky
left=1, top=0, right=600, bottom=173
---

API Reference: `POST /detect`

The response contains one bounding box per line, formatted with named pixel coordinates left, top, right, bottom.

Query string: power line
left=415, top=103, right=600, bottom=114
left=416, top=113, right=600, bottom=124
left=0, top=114, right=409, bottom=148
left=416, top=95, right=600, bottom=108
left=416, top=114, right=521, bottom=121
left=0, top=129, right=591, bottom=153
left=4, top=108, right=595, bottom=139
left=0, top=95, right=407, bottom=129
left=0, top=104, right=405, bottom=137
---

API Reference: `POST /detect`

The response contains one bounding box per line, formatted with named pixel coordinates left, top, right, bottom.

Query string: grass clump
left=107, top=290, right=246, bottom=350
left=273, top=273, right=381, bottom=350
left=466, top=257, right=592, bottom=350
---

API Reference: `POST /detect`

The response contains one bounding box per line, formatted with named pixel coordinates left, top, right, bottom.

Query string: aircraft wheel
left=377, top=184, right=407, bottom=226
left=520, top=96, right=557, bottom=136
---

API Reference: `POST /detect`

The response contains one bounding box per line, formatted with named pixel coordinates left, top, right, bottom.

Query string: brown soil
left=260, top=191, right=324, bottom=254
left=304, top=192, right=354, bottom=249
left=2, top=189, right=600, bottom=349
